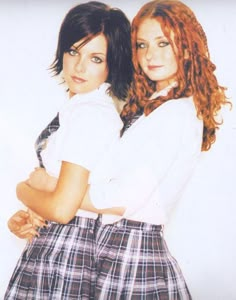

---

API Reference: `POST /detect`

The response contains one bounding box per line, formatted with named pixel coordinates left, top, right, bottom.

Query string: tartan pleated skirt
left=94, top=218, right=192, bottom=300
left=4, top=216, right=99, bottom=300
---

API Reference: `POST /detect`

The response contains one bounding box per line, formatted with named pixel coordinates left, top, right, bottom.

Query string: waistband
left=100, top=217, right=163, bottom=233
left=49, top=214, right=100, bottom=228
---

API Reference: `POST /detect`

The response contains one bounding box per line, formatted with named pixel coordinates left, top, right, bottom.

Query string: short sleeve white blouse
left=89, top=95, right=203, bottom=225
left=41, top=83, right=123, bottom=178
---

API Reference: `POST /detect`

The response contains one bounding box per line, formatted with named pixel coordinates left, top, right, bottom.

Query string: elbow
left=49, top=207, right=75, bottom=224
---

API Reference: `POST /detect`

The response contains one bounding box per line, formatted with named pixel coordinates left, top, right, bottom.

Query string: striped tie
left=35, top=113, right=60, bottom=168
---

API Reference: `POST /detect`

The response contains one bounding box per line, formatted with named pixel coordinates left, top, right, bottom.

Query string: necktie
left=35, top=113, right=60, bottom=167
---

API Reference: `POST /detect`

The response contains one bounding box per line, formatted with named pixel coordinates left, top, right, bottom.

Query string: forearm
left=16, top=162, right=89, bottom=224
left=16, top=181, right=59, bottom=221
left=80, top=186, right=125, bottom=216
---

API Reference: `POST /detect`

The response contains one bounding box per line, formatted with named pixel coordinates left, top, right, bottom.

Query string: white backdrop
left=0, top=1, right=235, bottom=299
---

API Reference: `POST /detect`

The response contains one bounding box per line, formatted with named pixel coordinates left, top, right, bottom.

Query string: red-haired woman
left=85, top=0, right=229, bottom=298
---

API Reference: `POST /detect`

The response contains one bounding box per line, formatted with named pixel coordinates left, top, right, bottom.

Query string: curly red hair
left=121, top=0, right=230, bottom=151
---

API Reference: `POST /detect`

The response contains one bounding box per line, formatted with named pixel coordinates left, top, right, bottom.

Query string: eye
left=91, top=56, right=103, bottom=64
left=136, top=42, right=147, bottom=49
left=67, top=49, right=78, bottom=56
left=158, top=41, right=170, bottom=48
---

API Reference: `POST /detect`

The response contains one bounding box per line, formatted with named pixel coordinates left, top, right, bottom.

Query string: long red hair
left=121, top=0, right=230, bottom=151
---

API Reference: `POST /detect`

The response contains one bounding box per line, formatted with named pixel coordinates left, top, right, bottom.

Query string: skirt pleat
left=5, top=215, right=192, bottom=300
left=94, top=218, right=192, bottom=300
left=4, top=216, right=98, bottom=300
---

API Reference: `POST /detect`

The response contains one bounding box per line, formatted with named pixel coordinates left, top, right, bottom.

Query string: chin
left=146, top=75, right=159, bottom=82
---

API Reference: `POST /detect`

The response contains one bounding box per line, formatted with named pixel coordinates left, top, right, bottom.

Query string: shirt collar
left=70, top=82, right=111, bottom=104
left=149, top=81, right=178, bottom=100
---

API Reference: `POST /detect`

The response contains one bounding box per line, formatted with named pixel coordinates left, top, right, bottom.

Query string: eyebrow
left=91, top=52, right=106, bottom=57
left=71, top=46, right=106, bottom=57
left=137, top=36, right=166, bottom=41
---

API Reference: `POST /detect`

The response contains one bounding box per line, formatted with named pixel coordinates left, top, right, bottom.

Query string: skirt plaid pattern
left=94, top=218, right=192, bottom=300
left=4, top=216, right=99, bottom=300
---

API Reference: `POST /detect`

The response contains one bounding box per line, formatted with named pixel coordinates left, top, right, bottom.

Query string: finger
left=13, top=210, right=29, bottom=219
left=28, top=214, right=46, bottom=227
left=27, top=232, right=40, bottom=243
left=8, top=216, right=31, bottom=231
left=16, top=223, right=34, bottom=232
left=18, top=227, right=40, bottom=239
left=8, top=221, right=20, bottom=232
left=9, top=223, right=32, bottom=235
left=8, top=217, right=28, bottom=232
left=27, top=236, right=33, bottom=243
left=31, top=213, right=45, bottom=222
left=10, top=214, right=30, bottom=226
left=19, top=229, right=39, bottom=238
left=13, top=215, right=30, bottom=223
left=18, top=223, right=43, bottom=236
left=28, top=210, right=46, bottom=223
left=26, top=232, right=39, bottom=243
left=32, top=218, right=47, bottom=228
left=11, top=229, right=38, bottom=240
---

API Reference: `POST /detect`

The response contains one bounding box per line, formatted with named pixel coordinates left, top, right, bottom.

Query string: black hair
left=51, top=1, right=133, bottom=100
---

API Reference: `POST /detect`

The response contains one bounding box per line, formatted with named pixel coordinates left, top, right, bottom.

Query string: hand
left=27, top=208, right=47, bottom=228
left=7, top=210, right=46, bottom=242
left=27, top=167, right=47, bottom=189
left=28, top=167, right=57, bottom=191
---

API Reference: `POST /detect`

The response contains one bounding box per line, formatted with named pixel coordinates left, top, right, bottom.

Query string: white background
left=0, top=1, right=235, bottom=299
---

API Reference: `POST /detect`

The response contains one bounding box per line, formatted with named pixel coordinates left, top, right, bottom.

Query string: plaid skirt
left=94, top=218, right=192, bottom=300
left=4, top=216, right=99, bottom=300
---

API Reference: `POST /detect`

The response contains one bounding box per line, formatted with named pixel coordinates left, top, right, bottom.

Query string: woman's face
left=136, top=18, right=178, bottom=91
left=63, top=34, right=108, bottom=97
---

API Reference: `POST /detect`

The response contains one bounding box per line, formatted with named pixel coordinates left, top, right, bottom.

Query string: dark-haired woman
left=4, top=2, right=132, bottom=299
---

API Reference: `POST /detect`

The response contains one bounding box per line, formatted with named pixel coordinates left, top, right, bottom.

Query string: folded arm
left=80, top=186, right=125, bottom=216
left=8, top=168, right=55, bottom=240
left=16, top=161, right=89, bottom=224
left=17, top=163, right=124, bottom=224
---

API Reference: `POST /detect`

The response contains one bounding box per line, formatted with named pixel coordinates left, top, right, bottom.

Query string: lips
left=147, top=65, right=163, bottom=70
left=71, top=76, right=87, bottom=83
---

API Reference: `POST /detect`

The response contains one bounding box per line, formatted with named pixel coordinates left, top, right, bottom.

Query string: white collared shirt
left=89, top=95, right=203, bottom=225
left=41, top=83, right=122, bottom=177
left=40, top=83, right=122, bottom=219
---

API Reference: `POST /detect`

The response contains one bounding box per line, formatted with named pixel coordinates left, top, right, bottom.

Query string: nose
left=145, top=45, right=155, bottom=61
left=145, top=46, right=153, bottom=60
left=74, top=56, right=86, bottom=73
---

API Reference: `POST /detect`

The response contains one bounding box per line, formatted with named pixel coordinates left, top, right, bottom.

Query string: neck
left=156, top=79, right=177, bottom=92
